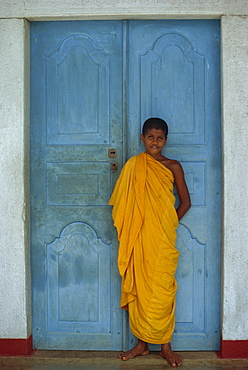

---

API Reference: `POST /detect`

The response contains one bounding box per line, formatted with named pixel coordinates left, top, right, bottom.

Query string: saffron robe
left=109, top=152, right=179, bottom=344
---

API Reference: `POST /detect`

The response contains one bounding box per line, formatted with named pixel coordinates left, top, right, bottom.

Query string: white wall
left=0, top=18, right=31, bottom=338
left=0, top=0, right=247, bottom=19
left=221, top=15, right=248, bottom=340
left=0, top=0, right=247, bottom=342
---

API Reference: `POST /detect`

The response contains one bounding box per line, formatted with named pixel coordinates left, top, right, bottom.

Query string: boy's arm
left=171, top=161, right=191, bottom=221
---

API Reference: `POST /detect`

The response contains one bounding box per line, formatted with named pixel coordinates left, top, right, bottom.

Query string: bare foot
left=119, top=339, right=149, bottom=361
left=160, top=343, right=183, bottom=367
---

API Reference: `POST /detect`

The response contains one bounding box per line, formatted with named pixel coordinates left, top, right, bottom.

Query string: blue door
left=127, top=20, right=221, bottom=351
left=31, top=21, right=124, bottom=350
left=31, top=20, right=221, bottom=351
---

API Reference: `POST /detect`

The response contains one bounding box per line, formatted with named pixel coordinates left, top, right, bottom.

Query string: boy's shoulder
left=124, top=155, right=137, bottom=167
left=161, top=156, right=181, bottom=167
left=121, top=154, right=138, bottom=172
left=160, top=156, right=183, bottom=175
left=127, top=155, right=138, bottom=162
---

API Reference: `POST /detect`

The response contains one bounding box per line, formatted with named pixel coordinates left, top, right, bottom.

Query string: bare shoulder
left=161, top=157, right=183, bottom=176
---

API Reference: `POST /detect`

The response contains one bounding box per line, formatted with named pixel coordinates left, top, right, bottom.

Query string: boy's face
left=141, top=128, right=167, bottom=158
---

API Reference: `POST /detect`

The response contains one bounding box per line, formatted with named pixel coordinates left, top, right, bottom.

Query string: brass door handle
left=108, top=149, right=117, bottom=158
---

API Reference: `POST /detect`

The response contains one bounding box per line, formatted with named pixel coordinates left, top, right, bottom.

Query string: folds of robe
left=109, top=152, right=179, bottom=344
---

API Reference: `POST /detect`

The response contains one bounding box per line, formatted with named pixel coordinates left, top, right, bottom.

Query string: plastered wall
left=0, top=0, right=247, bottom=19
left=221, top=15, right=248, bottom=340
left=0, top=0, right=247, bottom=342
left=0, top=18, right=31, bottom=338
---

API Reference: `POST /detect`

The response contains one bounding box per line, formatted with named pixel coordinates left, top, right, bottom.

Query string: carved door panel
left=31, top=21, right=124, bottom=350
left=127, top=20, right=221, bottom=350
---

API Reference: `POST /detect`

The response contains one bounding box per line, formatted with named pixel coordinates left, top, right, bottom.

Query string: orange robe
left=109, top=152, right=179, bottom=344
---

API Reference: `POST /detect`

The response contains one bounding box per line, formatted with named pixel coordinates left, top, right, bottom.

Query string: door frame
left=30, top=18, right=222, bottom=352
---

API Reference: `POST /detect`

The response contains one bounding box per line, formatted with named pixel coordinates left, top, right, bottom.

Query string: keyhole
left=111, top=163, right=118, bottom=172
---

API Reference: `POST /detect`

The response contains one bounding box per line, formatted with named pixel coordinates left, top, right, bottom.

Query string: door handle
left=108, top=149, right=117, bottom=158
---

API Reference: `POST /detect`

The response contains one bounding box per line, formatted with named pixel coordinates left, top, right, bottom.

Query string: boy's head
left=142, top=117, right=168, bottom=138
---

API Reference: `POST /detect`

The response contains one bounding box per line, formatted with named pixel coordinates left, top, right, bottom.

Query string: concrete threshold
left=0, top=351, right=247, bottom=369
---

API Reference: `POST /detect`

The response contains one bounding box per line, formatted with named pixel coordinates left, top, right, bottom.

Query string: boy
left=109, top=117, right=191, bottom=367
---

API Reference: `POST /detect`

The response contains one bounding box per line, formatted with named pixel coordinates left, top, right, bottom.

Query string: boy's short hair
left=142, top=117, right=168, bottom=137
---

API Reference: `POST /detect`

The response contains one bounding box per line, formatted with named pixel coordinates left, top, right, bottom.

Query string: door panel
left=46, top=33, right=112, bottom=146
left=31, top=21, right=124, bottom=350
left=31, top=20, right=221, bottom=351
left=127, top=20, right=221, bottom=350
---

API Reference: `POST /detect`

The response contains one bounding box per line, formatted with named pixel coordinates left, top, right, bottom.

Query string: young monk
left=109, top=117, right=191, bottom=367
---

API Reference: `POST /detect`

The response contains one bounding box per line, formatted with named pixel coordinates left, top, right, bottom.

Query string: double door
left=31, top=20, right=221, bottom=350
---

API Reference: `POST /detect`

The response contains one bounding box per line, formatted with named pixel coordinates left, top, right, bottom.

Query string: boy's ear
left=140, top=134, right=145, bottom=143
left=164, top=137, right=168, bottom=145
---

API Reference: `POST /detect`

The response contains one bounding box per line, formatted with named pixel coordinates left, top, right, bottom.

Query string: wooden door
left=127, top=20, right=221, bottom=351
left=31, top=21, right=124, bottom=350
left=31, top=20, right=221, bottom=351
